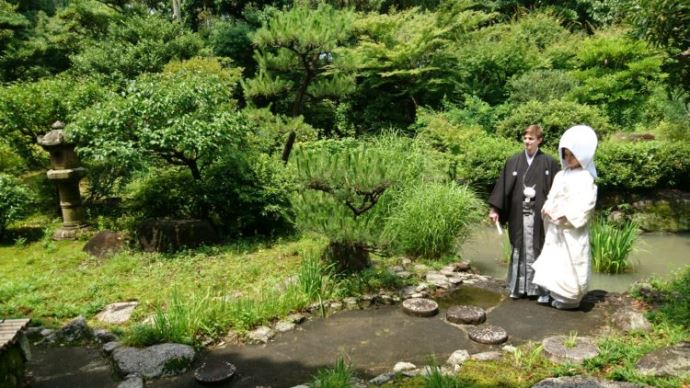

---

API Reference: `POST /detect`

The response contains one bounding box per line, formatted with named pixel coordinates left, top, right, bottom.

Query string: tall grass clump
left=590, top=216, right=639, bottom=274
left=383, top=182, right=484, bottom=259
left=424, top=365, right=463, bottom=388
left=309, top=357, right=354, bottom=387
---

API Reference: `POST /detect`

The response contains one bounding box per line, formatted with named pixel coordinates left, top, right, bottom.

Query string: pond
left=460, top=226, right=690, bottom=293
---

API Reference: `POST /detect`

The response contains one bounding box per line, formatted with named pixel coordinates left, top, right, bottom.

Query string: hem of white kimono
left=549, top=290, right=583, bottom=307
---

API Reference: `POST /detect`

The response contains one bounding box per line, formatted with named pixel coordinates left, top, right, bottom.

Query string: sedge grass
left=310, top=357, right=353, bottom=387
left=590, top=216, right=639, bottom=274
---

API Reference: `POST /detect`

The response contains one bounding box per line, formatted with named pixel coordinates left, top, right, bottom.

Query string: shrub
left=495, top=99, right=613, bottom=148
left=454, top=135, right=522, bottom=191
left=0, top=174, right=33, bottom=238
left=507, top=69, right=579, bottom=104
left=590, top=216, right=639, bottom=274
left=596, top=141, right=690, bottom=192
left=382, top=182, right=485, bottom=259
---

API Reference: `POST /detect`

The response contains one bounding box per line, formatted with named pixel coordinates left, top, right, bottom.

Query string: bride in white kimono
left=531, top=125, right=598, bottom=310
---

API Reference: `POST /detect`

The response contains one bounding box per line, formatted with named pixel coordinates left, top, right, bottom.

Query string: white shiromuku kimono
left=531, top=125, right=598, bottom=308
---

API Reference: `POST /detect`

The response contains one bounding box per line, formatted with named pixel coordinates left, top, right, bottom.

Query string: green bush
left=590, top=216, right=639, bottom=274
left=507, top=69, right=580, bottom=104
left=454, top=135, right=521, bottom=190
left=0, top=174, right=33, bottom=237
left=596, top=141, right=690, bottom=191
left=382, top=182, right=484, bottom=259
left=495, top=99, right=613, bottom=148
left=0, top=142, right=24, bottom=175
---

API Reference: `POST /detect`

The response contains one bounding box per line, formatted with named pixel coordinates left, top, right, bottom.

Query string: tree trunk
left=171, top=0, right=181, bottom=21
left=323, top=240, right=371, bottom=274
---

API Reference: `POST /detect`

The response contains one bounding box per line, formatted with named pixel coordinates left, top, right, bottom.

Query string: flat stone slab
left=533, top=376, right=642, bottom=387
left=96, top=302, right=139, bottom=325
left=636, top=342, right=690, bottom=377
left=112, top=343, right=195, bottom=379
left=194, top=359, right=237, bottom=384
left=542, top=335, right=599, bottom=365
left=402, top=298, right=438, bottom=317
left=468, top=325, right=508, bottom=344
left=446, top=305, right=486, bottom=325
left=611, top=308, right=652, bottom=333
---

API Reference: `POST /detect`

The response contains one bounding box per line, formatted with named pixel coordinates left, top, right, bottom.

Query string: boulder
left=117, top=375, right=144, bottom=388
left=446, top=349, right=470, bottom=368
left=112, top=343, right=195, bottom=379
left=56, top=316, right=92, bottom=343
left=83, top=231, right=128, bottom=258
left=136, top=218, right=218, bottom=253
left=636, top=342, right=690, bottom=377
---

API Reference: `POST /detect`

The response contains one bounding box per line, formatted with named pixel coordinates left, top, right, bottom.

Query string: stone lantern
left=37, top=121, right=89, bottom=240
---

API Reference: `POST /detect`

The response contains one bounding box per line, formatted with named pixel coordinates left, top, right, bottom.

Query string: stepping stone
left=542, top=335, right=599, bottom=365
left=533, top=376, right=641, bottom=387
left=446, top=305, right=486, bottom=325
left=636, top=342, right=690, bottom=377
left=194, top=359, right=237, bottom=384
left=468, top=325, right=508, bottom=344
left=402, top=298, right=439, bottom=317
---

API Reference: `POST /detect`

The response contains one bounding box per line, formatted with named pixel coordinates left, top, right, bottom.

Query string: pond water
left=460, top=226, right=690, bottom=293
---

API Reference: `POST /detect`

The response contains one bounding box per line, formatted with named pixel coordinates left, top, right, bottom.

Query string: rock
left=39, top=328, right=55, bottom=338
left=447, top=276, right=464, bottom=285
left=286, top=313, right=306, bottom=324
left=112, top=343, right=196, bottom=379
left=426, top=273, right=450, bottom=288
left=456, top=261, right=471, bottom=272
left=343, top=297, right=359, bottom=309
left=446, top=349, right=470, bottom=367
left=274, top=321, right=296, bottom=333
left=83, top=231, right=128, bottom=258
left=389, top=265, right=404, bottom=273
left=220, top=330, right=241, bottom=346
left=502, top=345, right=517, bottom=353
left=402, top=298, right=439, bottom=317
left=401, top=258, right=412, bottom=266
left=446, top=305, right=486, bottom=325
left=395, top=271, right=412, bottom=279
left=57, top=316, right=92, bottom=343
left=413, top=263, right=428, bottom=272
left=194, top=360, right=237, bottom=384
left=117, top=375, right=143, bottom=388
left=329, top=301, right=343, bottom=311
left=369, top=372, right=395, bottom=385
left=532, top=376, right=642, bottom=387
left=393, top=361, right=416, bottom=373
left=136, top=218, right=218, bottom=253
left=542, top=335, right=599, bottom=365
left=96, top=302, right=139, bottom=325
left=378, top=294, right=393, bottom=305
left=94, top=329, right=118, bottom=343
left=247, top=326, right=275, bottom=344
left=415, top=283, right=429, bottom=292
left=468, top=325, right=508, bottom=345
left=611, top=308, right=652, bottom=332
left=103, top=341, right=122, bottom=354
left=636, top=342, right=690, bottom=377
left=470, top=351, right=502, bottom=361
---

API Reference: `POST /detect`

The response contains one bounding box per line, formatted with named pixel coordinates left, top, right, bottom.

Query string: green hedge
left=596, top=141, right=690, bottom=191
left=0, top=174, right=33, bottom=238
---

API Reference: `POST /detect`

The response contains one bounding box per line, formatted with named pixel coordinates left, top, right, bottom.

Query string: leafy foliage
left=382, top=182, right=484, bottom=258
left=596, top=140, right=690, bottom=191
left=0, top=174, right=33, bottom=237
left=495, top=99, right=613, bottom=147
left=590, top=216, right=639, bottom=274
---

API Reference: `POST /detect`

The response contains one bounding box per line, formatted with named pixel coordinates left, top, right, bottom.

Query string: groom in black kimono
left=488, top=125, right=560, bottom=301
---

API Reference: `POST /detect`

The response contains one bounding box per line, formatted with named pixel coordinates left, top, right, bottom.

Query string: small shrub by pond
left=590, top=216, right=639, bottom=274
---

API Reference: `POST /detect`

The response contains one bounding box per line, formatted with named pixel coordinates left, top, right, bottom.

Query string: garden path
left=28, top=288, right=613, bottom=387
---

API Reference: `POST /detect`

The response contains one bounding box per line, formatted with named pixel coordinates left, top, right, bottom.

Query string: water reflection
left=460, top=227, right=690, bottom=293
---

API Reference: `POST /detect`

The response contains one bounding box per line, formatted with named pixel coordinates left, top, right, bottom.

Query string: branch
left=306, top=180, right=391, bottom=217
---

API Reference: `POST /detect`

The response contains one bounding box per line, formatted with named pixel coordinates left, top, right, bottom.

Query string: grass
left=590, top=216, right=639, bottom=274
left=309, top=357, right=354, bottom=387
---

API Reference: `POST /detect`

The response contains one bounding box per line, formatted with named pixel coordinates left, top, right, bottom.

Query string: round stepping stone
left=402, top=298, right=439, bottom=317
left=446, top=305, right=486, bottom=325
left=194, top=360, right=237, bottom=384
left=468, top=325, right=508, bottom=344
left=542, top=335, right=598, bottom=365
